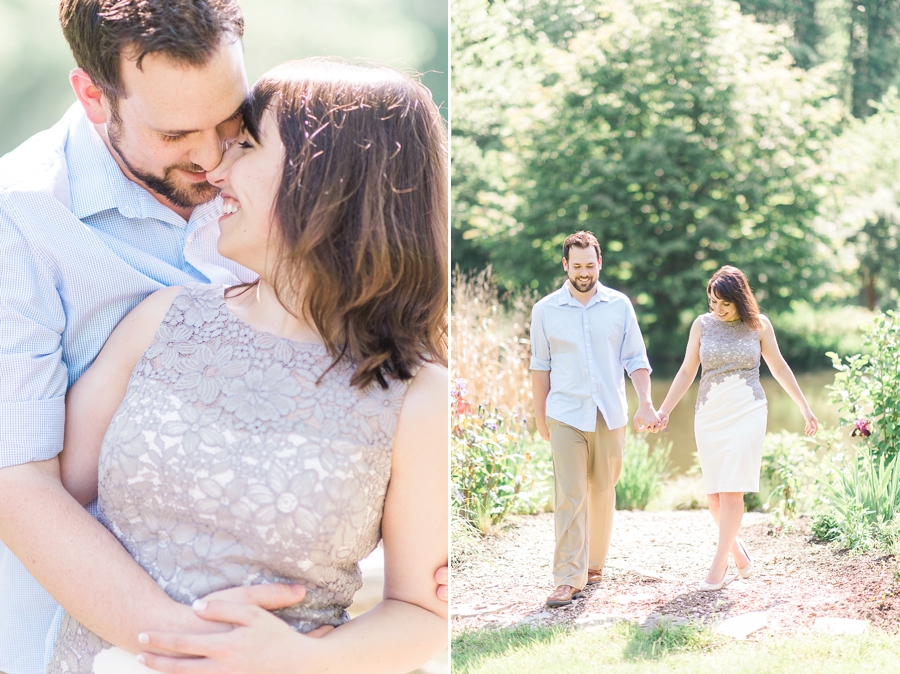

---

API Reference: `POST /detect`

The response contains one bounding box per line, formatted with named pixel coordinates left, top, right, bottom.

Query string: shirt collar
left=558, top=279, right=611, bottom=308
left=66, top=104, right=206, bottom=230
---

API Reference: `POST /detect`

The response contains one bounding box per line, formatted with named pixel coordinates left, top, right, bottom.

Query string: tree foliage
left=452, top=0, right=844, bottom=362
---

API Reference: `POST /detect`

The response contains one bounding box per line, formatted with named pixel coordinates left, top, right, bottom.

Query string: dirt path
left=452, top=511, right=900, bottom=635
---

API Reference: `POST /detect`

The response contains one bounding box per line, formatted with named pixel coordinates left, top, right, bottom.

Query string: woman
left=48, top=58, right=448, bottom=673
left=655, top=266, right=817, bottom=591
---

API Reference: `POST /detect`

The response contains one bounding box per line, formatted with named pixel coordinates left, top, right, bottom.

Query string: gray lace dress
left=693, top=312, right=767, bottom=493
left=47, top=283, right=412, bottom=674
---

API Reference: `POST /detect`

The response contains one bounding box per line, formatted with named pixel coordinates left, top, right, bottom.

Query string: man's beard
left=107, top=114, right=219, bottom=209
left=568, top=273, right=596, bottom=293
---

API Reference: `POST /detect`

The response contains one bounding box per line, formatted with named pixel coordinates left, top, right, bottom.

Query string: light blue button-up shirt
left=530, top=280, right=651, bottom=432
left=0, top=104, right=254, bottom=674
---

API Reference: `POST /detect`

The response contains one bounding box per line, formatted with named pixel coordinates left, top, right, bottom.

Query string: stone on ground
left=812, top=617, right=869, bottom=635
left=714, top=611, right=768, bottom=639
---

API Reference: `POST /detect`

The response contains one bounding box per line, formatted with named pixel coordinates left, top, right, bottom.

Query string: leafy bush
left=828, top=310, right=900, bottom=461
left=815, top=449, right=900, bottom=551
left=810, top=512, right=841, bottom=542
left=616, top=433, right=672, bottom=510
left=451, top=377, right=553, bottom=533
left=451, top=399, right=534, bottom=534
left=757, top=430, right=836, bottom=530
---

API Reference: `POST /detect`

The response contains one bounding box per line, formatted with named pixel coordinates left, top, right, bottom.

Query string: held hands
left=633, top=402, right=661, bottom=433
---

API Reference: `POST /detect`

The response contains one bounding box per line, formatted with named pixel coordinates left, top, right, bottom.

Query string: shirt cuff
left=0, top=398, right=65, bottom=468
left=530, top=357, right=550, bottom=371
left=624, top=359, right=652, bottom=376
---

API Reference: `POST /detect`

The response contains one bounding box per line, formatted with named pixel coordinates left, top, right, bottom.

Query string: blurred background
left=0, top=0, right=448, bottom=155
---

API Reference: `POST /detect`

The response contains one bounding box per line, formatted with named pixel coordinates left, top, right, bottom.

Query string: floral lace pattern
left=695, top=312, right=766, bottom=410
left=48, top=284, right=412, bottom=673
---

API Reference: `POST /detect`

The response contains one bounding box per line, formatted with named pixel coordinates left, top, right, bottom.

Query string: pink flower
left=851, top=418, right=872, bottom=437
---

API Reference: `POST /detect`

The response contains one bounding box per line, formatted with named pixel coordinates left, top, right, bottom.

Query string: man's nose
left=188, top=130, right=227, bottom=172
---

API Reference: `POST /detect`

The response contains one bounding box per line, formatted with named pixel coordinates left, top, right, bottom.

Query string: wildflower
left=451, top=378, right=468, bottom=400
left=851, top=418, right=872, bottom=437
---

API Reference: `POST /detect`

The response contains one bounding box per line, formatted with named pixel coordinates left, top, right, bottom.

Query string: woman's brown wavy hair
left=241, top=59, right=448, bottom=389
left=706, top=265, right=762, bottom=330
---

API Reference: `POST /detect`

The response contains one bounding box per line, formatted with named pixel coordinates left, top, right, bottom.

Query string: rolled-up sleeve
left=529, top=303, right=551, bottom=371
left=620, top=300, right=652, bottom=376
left=0, top=208, right=67, bottom=468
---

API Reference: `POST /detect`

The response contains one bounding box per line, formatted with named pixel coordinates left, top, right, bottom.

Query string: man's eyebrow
left=153, top=106, right=244, bottom=136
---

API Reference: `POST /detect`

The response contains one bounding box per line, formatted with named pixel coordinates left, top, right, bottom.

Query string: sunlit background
left=0, top=0, right=448, bottom=155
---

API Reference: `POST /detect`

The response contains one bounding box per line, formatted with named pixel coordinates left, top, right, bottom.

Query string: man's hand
left=632, top=402, right=660, bottom=433
left=536, top=416, right=550, bottom=441
left=137, top=600, right=324, bottom=674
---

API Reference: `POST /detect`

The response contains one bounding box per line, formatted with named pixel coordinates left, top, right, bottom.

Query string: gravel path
left=452, top=511, right=900, bottom=635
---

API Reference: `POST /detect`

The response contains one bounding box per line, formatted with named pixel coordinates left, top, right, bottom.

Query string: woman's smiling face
left=206, top=109, right=285, bottom=276
left=708, top=293, right=739, bottom=322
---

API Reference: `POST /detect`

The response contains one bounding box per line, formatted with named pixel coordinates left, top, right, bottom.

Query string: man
left=0, top=2, right=446, bottom=673
left=530, top=230, right=659, bottom=607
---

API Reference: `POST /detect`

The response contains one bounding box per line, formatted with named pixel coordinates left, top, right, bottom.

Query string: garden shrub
left=810, top=512, right=841, bottom=542
left=828, top=310, right=900, bottom=461
left=816, top=449, right=900, bottom=551
left=451, top=378, right=551, bottom=533
left=616, top=433, right=672, bottom=510
left=451, top=397, right=534, bottom=534
left=757, top=430, right=834, bottom=530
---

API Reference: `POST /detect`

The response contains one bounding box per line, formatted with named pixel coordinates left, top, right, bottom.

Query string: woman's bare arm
left=758, top=315, right=818, bottom=436
left=657, top=316, right=703, bottom=425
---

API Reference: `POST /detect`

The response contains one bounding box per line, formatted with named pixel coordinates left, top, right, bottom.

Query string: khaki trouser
left=548, top=410, right=625, bottom=589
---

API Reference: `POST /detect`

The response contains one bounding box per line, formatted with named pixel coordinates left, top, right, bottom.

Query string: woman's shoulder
left=692, top=312, right=711, bottom=329
left=124, top=286, right=182, bottom=332
left=405, top=362, right=448, bottom=399
left=755, top=313, right=774, bottom=335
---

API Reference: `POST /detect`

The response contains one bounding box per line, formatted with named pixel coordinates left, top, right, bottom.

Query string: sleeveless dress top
left=693, top=312, right=767, bottom=493
left=48, top=283, right=413, bottom=674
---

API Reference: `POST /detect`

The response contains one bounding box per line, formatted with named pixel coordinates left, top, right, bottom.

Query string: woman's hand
left=803, top=408, right=818, bottom=436
left=137, top=600, right=326, bottom=674
left=654, top=410, right=670, bottom=433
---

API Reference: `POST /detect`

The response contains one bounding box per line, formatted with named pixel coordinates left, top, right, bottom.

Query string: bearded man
left=530, top=230, right=660, bottom=607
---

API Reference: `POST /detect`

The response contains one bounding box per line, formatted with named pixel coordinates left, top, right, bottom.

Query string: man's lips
left=178, top=168, right=208, bottom=183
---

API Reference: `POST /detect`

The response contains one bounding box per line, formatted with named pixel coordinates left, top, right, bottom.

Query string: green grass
left=451, top=622, right=900, bottom=674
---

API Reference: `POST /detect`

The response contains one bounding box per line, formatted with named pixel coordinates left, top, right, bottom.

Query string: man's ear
left=70, top=68, right=109, bottom=125
left=562, top=256, right=569, bottom=272
left=597, top=254, right=602, bottom=271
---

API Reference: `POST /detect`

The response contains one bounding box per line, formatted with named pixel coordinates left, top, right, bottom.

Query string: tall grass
left=451, top=268, right=533, bottom=418
left=615, top=433, right=672, bottom=510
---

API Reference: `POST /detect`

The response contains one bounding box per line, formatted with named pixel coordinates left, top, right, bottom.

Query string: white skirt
left=90, top=648, right=156, bottom=674
left=694, top=373, right=767, bottom=494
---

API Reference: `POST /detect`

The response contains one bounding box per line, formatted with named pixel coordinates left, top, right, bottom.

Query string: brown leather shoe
left=546, top=585, right=584, bottom=607
left=586, top=568, right=603, bottom=585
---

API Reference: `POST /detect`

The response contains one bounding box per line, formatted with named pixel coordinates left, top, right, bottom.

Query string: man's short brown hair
left=59, top=0, right=244, bottom=104
left=563, top=231, right=601, bottom=261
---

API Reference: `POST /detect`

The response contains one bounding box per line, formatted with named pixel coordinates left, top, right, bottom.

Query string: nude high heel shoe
left=733, top=539, right=753, bottom=579
left=698, top=573, right=736, bottom=592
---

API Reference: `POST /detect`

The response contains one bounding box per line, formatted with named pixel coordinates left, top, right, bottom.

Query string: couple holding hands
left=530, top=231, right=818, bottom=607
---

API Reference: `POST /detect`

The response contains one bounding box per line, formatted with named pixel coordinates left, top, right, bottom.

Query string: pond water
left=625, top=371, right=840, bottom=473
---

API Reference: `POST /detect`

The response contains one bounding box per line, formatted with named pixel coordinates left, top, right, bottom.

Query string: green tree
left=453, top=0, right=843, bottom=362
